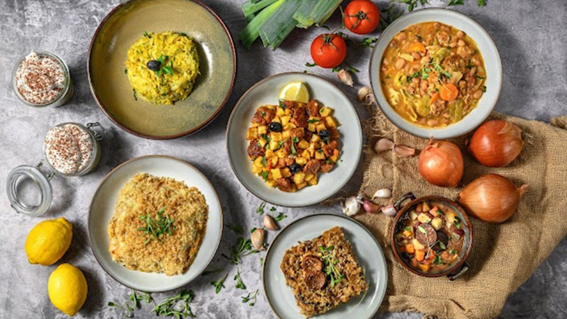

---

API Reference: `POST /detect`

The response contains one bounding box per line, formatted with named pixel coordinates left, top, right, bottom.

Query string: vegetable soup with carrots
left=394, top=200, right=466, bottom=274
left=380, top=22, right=487, bottom=128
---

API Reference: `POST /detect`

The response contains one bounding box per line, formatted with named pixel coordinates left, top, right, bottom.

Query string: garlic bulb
left=342, top=196, right=361, bottom=216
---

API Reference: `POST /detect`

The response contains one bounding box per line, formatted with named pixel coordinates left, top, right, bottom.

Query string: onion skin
left=418, top=140, right=464, bottom=187
left=458, top=174, right=528, bottom=223
left=466, top=120, right=524, bottom=167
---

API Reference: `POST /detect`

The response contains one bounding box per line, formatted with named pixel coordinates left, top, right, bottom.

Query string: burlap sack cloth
left=354, top=112, right=567, bottom=319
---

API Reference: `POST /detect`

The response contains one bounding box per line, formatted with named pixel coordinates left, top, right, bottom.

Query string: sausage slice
left=304, top=270, right=326, bottom=290
left=415, top=223, right=437, bottom=246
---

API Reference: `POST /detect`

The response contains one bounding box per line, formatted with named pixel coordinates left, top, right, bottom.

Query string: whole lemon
left=48, top=263, right=88, bottom=316
left=25, top=217, right=73, bottom=265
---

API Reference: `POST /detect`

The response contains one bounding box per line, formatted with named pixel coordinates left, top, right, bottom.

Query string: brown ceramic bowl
left=390, top=193, right=473, bottom=280
left=88, top=0, right=236, bottom=139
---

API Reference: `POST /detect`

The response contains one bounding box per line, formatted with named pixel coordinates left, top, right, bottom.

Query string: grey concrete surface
left=0, top=0, right=565, bottom=318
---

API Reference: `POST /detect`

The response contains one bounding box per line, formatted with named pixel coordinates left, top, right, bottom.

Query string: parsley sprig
left=241, top=290, right=259, bottom=306
left=222, top=237, right=259, bottom=265
left=211, top=273, right=228, bottom=294
left=137, top=207, right=176, bottom=244
left=234, top=268, right=247, bottom=290
left=319, top=246, right=345, bottom=287
left=108, top=290, right=154, bottom=318
left=152, top=290, right=196, bottom=318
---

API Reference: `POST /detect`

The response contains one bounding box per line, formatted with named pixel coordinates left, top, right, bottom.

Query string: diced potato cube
left=284, top=123, right=296, bottom=130
left=276, top=149, right=286, bottom=158
left=271, top=132, right=282, bottom=142
left=296, top=182, right=307, bottom=190
left=293, top=172, right=305, bottom=185
left=422, top=201, right=431, bottom=211
left=307, top=147, right=315, bottom=157
left=253, top=157, right=264, bottom=168
left=307, top=123, right=316, bottom=132
left=325, top=116, right=337, bottom=128
left=409, top=210, right=418, bottom=220
left=269, top=141, right=279, bottom=150
left=311, top=134, right=321, bottom=142
left=319, top=107, right=332, bottom=117
left=246, top=128, right=258, bottom=140
left=257, top=125, right=268, bottom=135
left=412, top=238, right=425, bottom=250
left=417, top=213, right=432, bottom=223
left=276, top=107, right=285, bottom=117
left=271, top=169, right=282, bottom=180
left=290, top=185, right=297, bottom=192
left=315, top=150, right=325, bottom=160
left=266, top=180, right=276, bottom=188
left=296, top=157, right=307, bottom=165
left=250, top=123, right=259, bottom=128
left=298, top=139, right=310, bottom=149
left=252, top=165, right=263, bottom=174
left=305, top=174, right=314, bottom=182
left=307, top=175, right=318, bottom=185
left=271, top=157, right=278, bottom=166
left=285, top=108, right=292, bottom=115
left=403, top=230, right=413, bottom=238
left=272, top=116, right=281, bottom=123
left=282, top=168, right=291, bottom=178
left=418, top=263, right=430, bottom=272
left=265, top=105, right=275, bottom=110
left=282, top=131, right=290, bottom=140
left=316, top=123, right=327, bottom=132
left=281, top=116, right=291, bottom=126
left=431, top=217, right=443, bottom=230
left=301, top=150, right=311, bottom=160
left=258, top=138, right=267, bottom=148
left=446, top=212, right=456, bottom=225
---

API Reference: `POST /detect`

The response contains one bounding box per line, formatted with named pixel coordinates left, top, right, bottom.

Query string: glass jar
left=12, top=51, right=74, bottom=108
left=6, top=122, right=103, bottom=217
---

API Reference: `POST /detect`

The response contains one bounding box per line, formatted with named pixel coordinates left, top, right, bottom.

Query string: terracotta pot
left=390, top=193, right=473, bottom=280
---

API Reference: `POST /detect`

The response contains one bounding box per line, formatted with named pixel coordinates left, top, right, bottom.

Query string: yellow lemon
left=279, top=81, right=309, bottom=103
left=25, top=217, right=73, bottom=266
left=48, top=263, right=88, bottom=316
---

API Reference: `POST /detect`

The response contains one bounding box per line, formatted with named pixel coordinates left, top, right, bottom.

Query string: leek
left=259, top=0, right=302, bottom=50
left=308, top=0, right=343, bottom=26
left=242, top=0, right=278, bottom=19
left=239, top=0, right=285, bottom=49
left=293, top=0, right=318, bottom=28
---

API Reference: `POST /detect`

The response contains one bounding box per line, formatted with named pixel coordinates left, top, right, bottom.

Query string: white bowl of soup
left=369, top=9, right=502, bottom=139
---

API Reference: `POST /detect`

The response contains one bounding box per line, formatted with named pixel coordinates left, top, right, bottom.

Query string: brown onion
left=466, top=120, right=524, bottom=167
left=418, top=139, right=464, bottom=187
left=458, top=174, right=528, bottom=223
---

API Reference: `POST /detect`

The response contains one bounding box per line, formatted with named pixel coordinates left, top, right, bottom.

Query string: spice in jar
left=43, top=124, right=95, bottom=175
left=15, top=51, right=66, bottom=105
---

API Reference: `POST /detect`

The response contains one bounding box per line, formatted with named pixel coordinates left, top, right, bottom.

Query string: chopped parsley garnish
left=137, top=207, right=176, bottom=244
left=307, top=119, right=320, bottom=123
left=433, top=254, right=444, bottom=265
left=274, top=212, right=287, bottom=221
left=256, top=201, right=266, bottom=215
left=291, top=137, right=299, bottom=155
left=152, top=290, right=195, bottom=318
left=361, top=37, right=377, bottom=48
left=260, top=171, right=268, bottom=181
left=319, top=246, right=345, bottom=287
left=448, top=0, right=465, bottom=5
left=260, top=157, right=267, bottom=167
left=404, top=226, right=412, bottom=232
left=453, top=216, right=462, bottom=229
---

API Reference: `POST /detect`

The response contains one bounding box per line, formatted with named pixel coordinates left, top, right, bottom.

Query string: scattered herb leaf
left=234, top=268, right=246, bottom=290
left=211, top=273, right=228, bottom=294
left=241, top=290, right=258, bottom=306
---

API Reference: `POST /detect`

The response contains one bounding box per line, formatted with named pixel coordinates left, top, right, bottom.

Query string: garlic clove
left=264, top=215, right=279, bottom=231
left=393, top=144, right=416, bottom=157
left=338, top=69, right=354, bottom=87
left=381, top=204, right=398, bottom=217
left=373, top=188, right=392, bottom=199
left=251, top=228, right=266, bottom=250
left=362, top=200, right=381, bottom=214
left=357, top=86, right=371, bottom=102
left=342, top=196, right=361, bottom=216
left=374, top=138, right=395, bottom=153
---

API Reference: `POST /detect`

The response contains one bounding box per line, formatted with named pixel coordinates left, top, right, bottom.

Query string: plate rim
left=86, top=0, right=237, bottom=140
left=87, top=155, right=224, bottom=292
left=261, top=213, right=388, bottom=319
left=368, top=8, right=503, bottom=139
left=225, top=72, right=363, bottom=207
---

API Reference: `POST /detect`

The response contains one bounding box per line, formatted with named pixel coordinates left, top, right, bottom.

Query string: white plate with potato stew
left=226, top=73, right=362, bottom=207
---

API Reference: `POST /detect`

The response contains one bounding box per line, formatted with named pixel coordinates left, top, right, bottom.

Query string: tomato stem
left=319, top=34, right=339, bottom=53
left=344, top=10, right=370, bottom=31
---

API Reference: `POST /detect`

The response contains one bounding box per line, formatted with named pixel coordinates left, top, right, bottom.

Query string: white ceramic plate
left=369, top=9, right=502, bottom=139
left=226, top=72, right=363, bottom=207
left=263, top=214, right=388, bottom=319
left=88, top=155, right=223, bottom=292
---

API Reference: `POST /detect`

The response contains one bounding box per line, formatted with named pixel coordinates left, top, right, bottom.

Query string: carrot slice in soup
left=429, top=92, right=439, bottom=106
left=440, top=83, right=459, bottom=101
left=408, top=42, right=426, bottom=53
left=415, top=250, right=425, bottom=261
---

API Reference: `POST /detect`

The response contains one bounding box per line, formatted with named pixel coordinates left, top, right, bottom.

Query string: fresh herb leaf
left=433, top=254, right=444, bottom=265
left=241, top=289, right=259, bottom=306
left=453, top=216, right=462, bottom=229
left=478, top=0, right=487, bottom=6
left=307, top=119, right=320, bottom=123
left=162, top=66, right=174, bottom=75
left=270, top=207, right=276, bottom=212
left=305, top=62, right=316, bottom=67
left=201, top=268, right=222, bottom=276
left=250, top=227, right=257, bottom=234
left=319, top=246, right=345, bottom=288
left=482, top=85, right=487, bottom=93
left=439, top=242, right=446, bottom=250
left=450, top=249, right=458, bottom=255
left=261, top=157, right=267, bottom=167
left=108, top=290, right=153, bottom=318
left=412, top=71, right=421, bottom=78
left=124, top=69, right=128, bottom=74
left=222, top=237, right=258, bottom=265
left=417, top=226, right=427, bottom=234
left=404, top=226, right=412, bottom=231
left=179, top=32, right=188, bottom=36
left=416, top=34, right=423, bottom=42
left=361, top=37, right=377, bottom=48
left=234, top=268, right=247, bottom=290
left=274, top=212, right=287, bottom=222
left=260, top=171, right=268, bottom=181
left=152, top=290, right=195, bottom=318
left=137, top=207, right=176, bottom=244
left=256, top=201, right=266, bottom=215
left=448, top=0, right=465, bottom=5
left=211, top=273, right=228, bottom=294
left=260, top=257, right=265, bottom=267
left=143, top=31, right=149, bottom=37
left=133, top=89, right=137, bottom=101
left=291, top=137, right=298, bottom=155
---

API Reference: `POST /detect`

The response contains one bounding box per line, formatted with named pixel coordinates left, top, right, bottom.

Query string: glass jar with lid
left=6, top=122, right=103, bottom=217
left=12, top=51, right=74, bottom=108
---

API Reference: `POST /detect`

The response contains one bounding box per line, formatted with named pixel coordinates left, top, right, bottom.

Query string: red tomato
left=343, top=0, right=380, bottom=35
left=310, top=34, right=347, bottom=69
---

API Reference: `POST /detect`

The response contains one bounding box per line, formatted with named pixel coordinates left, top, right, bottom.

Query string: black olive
left=147, top=60, right=161, bottom=71
left=268, top=122, right=283, bottom=132
left=289, top=163, right=301, bottom=174
left=318, top=129, right=331, bottom=140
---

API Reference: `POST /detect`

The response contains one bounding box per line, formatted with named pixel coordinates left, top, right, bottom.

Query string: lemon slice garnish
left=279, top=81, right=310, bottom=103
